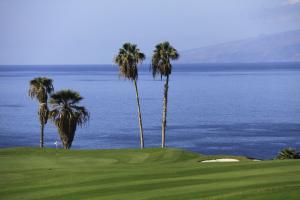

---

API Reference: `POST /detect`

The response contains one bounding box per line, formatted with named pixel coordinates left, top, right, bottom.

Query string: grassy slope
left=0, top=148, right=300, bottom=200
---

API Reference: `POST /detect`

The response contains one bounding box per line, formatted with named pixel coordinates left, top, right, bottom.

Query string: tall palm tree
left=29, top=77, right=54, bottom=148
left=114, top=43, right=145, bottom=149
left=49, top=90, right=89, bottom=149
left=151, top=42, right=179, bottom=148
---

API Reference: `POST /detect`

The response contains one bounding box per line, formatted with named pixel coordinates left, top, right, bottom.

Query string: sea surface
left=0, top=63, right=300, bottom=159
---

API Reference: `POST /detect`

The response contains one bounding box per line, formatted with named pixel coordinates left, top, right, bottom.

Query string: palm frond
left=71, top=105, right=90, bottom=126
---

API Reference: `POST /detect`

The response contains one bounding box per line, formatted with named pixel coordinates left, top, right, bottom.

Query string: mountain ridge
left=179, top=29, right=300, bottom=63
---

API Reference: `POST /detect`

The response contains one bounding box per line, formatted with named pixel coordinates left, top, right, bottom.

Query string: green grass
left=0, top=147, right=300, bottom=200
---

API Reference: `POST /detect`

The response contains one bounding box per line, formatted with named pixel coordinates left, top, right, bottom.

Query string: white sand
left=201, top=158, right=240, bottom=163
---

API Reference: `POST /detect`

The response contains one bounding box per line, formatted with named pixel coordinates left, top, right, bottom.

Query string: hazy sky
left=0, top=0, right=300, bottom=64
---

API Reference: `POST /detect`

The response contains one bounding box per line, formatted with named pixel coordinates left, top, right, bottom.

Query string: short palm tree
left=29, top=77, right=54, bottom=148
left=276, top=147, right=300, bottom=159
left=151, top=42, right=179, bottom=148
left=114, top=43, right=145, bottom=149
left=49, top=90, right=89, bottom=149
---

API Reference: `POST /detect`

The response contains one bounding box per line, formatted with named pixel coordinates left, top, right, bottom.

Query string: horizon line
left=1, top=61, right=300, bottom=66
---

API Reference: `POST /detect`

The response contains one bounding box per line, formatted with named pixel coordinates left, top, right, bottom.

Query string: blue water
left=0, top=63, right=300, bottom=159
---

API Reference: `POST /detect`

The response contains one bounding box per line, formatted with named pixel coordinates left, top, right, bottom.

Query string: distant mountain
left=179, top=30, right=300, bottom=63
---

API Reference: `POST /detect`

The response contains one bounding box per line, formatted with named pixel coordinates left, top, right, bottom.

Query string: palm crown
left=151, top=41, right=179, bottom=78
left=114, top=43, right=145, bottom=81
left=29, top=77, right=54, bottom=103
left=49, top=90, right=89, bottom=127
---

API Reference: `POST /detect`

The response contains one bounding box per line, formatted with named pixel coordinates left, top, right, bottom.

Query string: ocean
left=0, top=63, right=300, bottom=159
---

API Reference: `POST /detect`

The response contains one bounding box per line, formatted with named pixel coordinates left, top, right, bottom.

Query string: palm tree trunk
left=40, top=123, right=44, bottom=148
left=161, top=75, right=169, bottom=148
left=133, top=80, right=144, bottom=149
left=57, top=128, right=70, bottom=149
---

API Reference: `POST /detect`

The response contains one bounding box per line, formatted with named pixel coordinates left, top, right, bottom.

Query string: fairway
left=0, top=148, right=300, bottom=200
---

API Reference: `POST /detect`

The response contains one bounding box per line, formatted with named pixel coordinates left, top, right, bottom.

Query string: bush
left=276, top=147, right=300, bottom=160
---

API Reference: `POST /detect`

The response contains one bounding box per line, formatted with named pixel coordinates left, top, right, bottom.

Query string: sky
left=0, top=0, right=300, bottom=65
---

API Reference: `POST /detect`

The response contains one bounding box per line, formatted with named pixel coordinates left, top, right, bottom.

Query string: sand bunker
left=201, top=158, right=240, bottom=163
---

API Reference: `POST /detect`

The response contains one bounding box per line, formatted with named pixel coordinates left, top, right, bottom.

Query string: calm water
left=0, top=64, right=300, bottom=159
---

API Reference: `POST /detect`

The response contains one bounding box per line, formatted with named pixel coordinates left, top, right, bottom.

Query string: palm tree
left=29, top=77, right=54, bottom=148
left=276, top=147, right=300, bottom=159
left=151, top=42, right=179, bottom=148
left=49, top=90, right=89, bottom=149
left=114, top=43, right=145, bottom=149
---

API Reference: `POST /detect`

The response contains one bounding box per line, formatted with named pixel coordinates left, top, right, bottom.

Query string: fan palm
left=49, top=90, right=89, bottom=149
left=151, top=42, right=179, bottom=148
left=29, top=77, right=54, bottom=148
left=114, top=43, right=145, bottom=149
left=276, top=147, right=300, bottom=159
